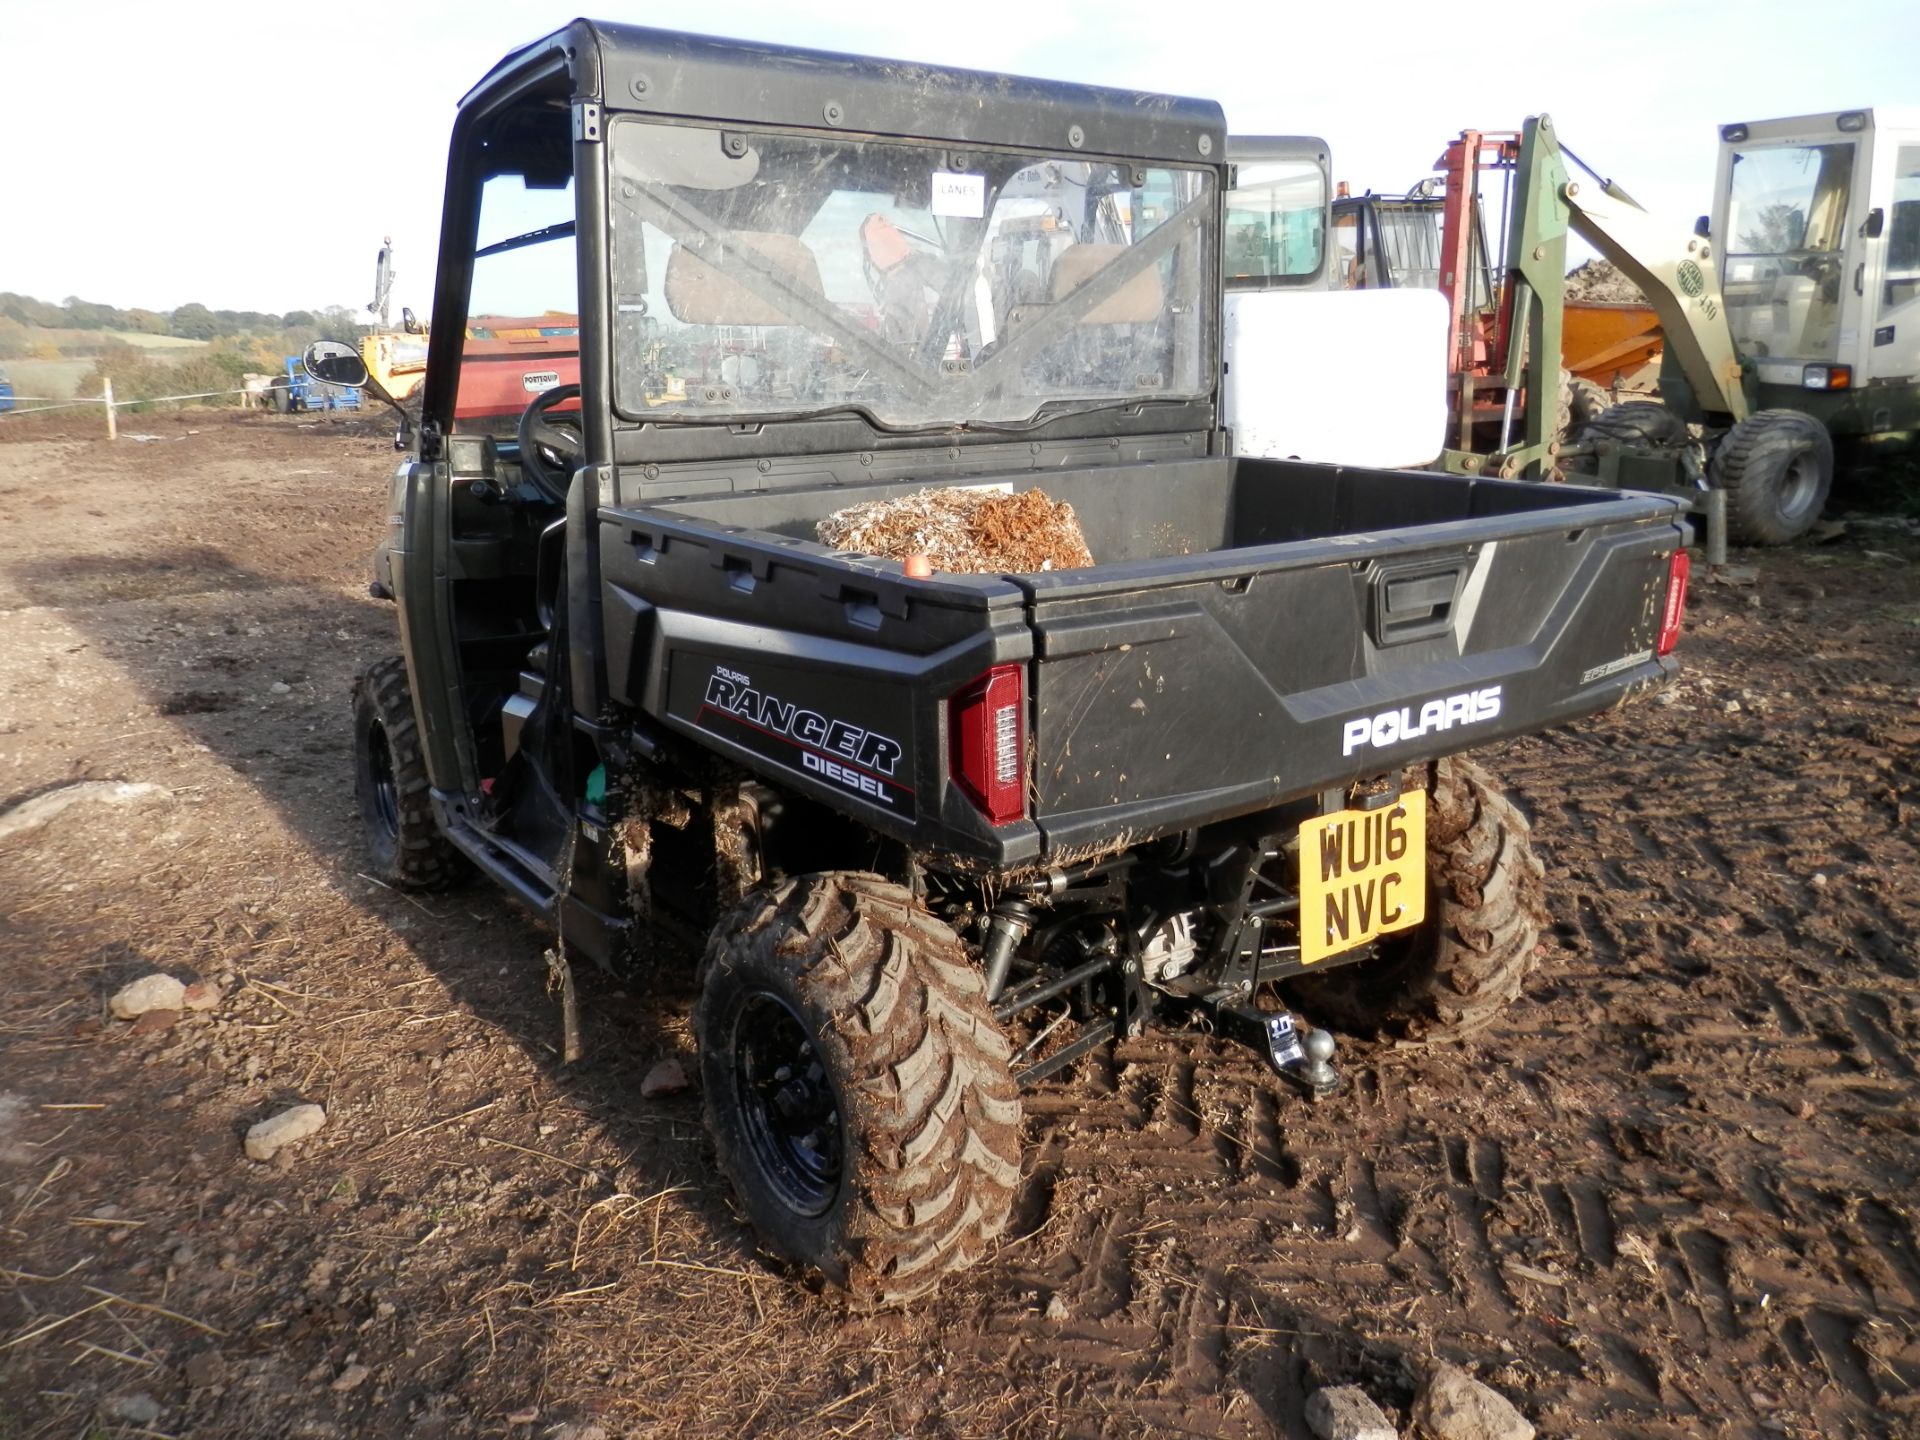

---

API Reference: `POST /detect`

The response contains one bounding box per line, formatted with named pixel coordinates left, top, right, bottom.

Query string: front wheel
left=1286, top=757, right=1547, bottom=1041
left=1709, top=408, right=1834, bottom=545
left=696, top=873, right=1022, bottom=1306
left=352, top=656, right=465, bottom=890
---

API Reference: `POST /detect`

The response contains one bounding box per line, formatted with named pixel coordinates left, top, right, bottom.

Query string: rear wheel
left=352, top=656, right=464, bottom=890
left=696, top=873, right=1022, bottom=1306
left=1287, top=757, right=1547, bottom=1041
left=1710, top=408, right=1834, bottom=545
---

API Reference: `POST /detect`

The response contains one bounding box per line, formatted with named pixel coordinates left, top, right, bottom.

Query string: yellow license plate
left=1298, top=791, right=1427, bottom=964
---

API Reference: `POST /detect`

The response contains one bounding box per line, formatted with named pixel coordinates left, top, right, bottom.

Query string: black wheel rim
left=366, top=720, right=400, bottom=838
left=1778, top=451, right=1822, bottom=522
left=731, top=991, right=843, bottom=1218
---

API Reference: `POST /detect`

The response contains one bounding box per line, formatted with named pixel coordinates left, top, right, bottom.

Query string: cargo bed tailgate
left=1023, top=487, right=1686, bottom=853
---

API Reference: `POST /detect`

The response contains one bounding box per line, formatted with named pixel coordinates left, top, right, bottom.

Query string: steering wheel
left=516, top=384, right=583, bottom=505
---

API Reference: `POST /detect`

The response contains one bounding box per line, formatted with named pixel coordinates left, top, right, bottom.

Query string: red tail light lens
left=1658, top=548, right=1690, bottom=656
left=949, top=664, right=1026, bottom=826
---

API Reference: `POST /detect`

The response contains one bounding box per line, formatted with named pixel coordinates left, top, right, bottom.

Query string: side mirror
left=402, top=306, right=421, bottom=334
left=1693, top=215, right=1711, bottom=239
left=1864, top=207, right=1885, bottom=239
left=302, top=340, right=370, bottom=389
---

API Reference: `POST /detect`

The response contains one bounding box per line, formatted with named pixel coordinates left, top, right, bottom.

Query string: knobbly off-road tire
left=1565, top=375, right=1613, bottom=431
left=1288, top=757, right=1547, bottom=1041
left=1573, top=398, right=1689, bottom=449
left=1561, top=399, right=1691, bottom=482
left=1710, top=408, right=1834, bottom=546
left=352, top=656, right=465, bottom=890
left=696, top=872, right=1022, bottom=1306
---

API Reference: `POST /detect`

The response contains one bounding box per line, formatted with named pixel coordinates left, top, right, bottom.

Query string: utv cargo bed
left=598, top=454, right=1686, bottom=862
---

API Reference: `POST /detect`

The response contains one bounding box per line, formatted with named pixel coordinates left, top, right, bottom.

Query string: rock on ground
left=245, top=1104, right=327, bottom=1162
left=640, top=1058, right=689, bottom=1098
left=104, top=1394, right=163, bottom=1426
left=110, top=973, right=186, bottom=1019
left=1307, top=1384, right=1399, bottom=1440
left=1412, top=1364, right=1534, bottom=1440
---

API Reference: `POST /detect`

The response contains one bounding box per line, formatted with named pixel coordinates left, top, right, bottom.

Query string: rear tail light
left=1803, top=363, right=1852, bottom=390
left=1658, top=549, right=1691, bottom=656
left=949, top=664, right=1026, bottom=825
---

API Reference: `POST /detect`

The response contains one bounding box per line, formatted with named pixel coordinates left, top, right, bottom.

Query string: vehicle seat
left=1049, top=244, right=1164, bottom=323
left=664, top=231, right=825, bottom=326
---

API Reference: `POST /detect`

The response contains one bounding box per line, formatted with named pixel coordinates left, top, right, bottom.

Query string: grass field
left=3, top=331, right=211, bottom=402
left=5, top=358, right=99, bottom=403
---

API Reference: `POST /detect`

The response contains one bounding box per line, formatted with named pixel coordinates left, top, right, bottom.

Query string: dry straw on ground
left=817, top=486, right=1095, bottom=574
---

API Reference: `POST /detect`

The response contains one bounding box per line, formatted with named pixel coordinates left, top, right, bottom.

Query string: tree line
left=0, top=292, right=363, bottom=346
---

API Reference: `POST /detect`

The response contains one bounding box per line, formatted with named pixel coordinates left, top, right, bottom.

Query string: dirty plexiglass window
left=1223, top=159, right=1326, bottom=288
left=607, top=119, right=1215, bottom=430
left=454, top=175, right=580, bottom=428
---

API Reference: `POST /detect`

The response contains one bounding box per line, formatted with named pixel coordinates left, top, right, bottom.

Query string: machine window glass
left=456, top=175, right=580, bottom=429
left=1884, top=146, right=1920, bottom=310
left=1370, top=201, right=1446, bottom=291
left=606, top=119, right=1215, bottom=429
left=1330, top=204, right=1363, bottom=289
left=1223, top=160, right=1326, bottom=286
left=1722, top=143, right=1854, bottom=362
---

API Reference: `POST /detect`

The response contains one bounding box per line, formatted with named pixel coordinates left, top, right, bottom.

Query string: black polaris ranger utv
left=316, top=20, right=1693, bottom=1303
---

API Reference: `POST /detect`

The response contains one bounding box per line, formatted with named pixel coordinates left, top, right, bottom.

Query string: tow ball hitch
left=1264, top=1012, right=1340, bottom=1099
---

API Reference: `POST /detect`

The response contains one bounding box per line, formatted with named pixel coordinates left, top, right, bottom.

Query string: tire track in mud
left=952, top=576, right=1920, bottom=1438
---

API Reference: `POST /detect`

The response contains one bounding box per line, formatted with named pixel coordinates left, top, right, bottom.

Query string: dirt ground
left=1, top=409, right=1917, bottom=1440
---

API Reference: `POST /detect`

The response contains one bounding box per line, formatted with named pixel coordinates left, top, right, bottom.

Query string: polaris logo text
left=1341, top=686, right=1502, bottom=757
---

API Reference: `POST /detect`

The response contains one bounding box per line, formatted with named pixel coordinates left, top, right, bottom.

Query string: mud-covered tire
left=1287, top=757, right=1547, bottom=1041
left=696, top=873, right=1022, bottom=1306
left=352, top=656, right=465, bottom=890
left=1709, top=408, right=1834, bottom=546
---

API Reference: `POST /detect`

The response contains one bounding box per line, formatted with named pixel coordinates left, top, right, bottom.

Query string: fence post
left=103, top=378, right=117, bottom=441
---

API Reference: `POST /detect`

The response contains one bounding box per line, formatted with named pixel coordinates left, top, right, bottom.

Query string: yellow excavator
left=359, top=236, right=430, bottom=401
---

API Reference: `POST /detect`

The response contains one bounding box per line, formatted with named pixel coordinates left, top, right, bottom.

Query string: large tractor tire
left=1564, top=375, right=1613, bottom=431
left=1573, top=398, right=1689, bottom=448
left=1709, top=408, right=1834, bottom=546
left=696, top=872, right=1022, bottom=1306
left=351, top=656, right=465, bottom=890
left=1561, top=399, right=1691, bottom=482
left=1287, top=757, right=1547, bottom=1042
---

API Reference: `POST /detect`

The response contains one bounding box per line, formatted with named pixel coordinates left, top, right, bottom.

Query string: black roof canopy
left=464, top=18, right=1224, bottom=166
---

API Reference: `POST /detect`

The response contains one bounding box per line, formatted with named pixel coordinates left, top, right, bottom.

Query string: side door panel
left=1866, top=137, right=1920, bottom=386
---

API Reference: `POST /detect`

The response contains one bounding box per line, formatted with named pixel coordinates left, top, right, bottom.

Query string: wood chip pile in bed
left=816, top=486, right=1095, bottom=574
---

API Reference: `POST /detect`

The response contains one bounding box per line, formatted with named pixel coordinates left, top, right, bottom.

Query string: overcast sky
left=3, top=0, right=1914, bottom=319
